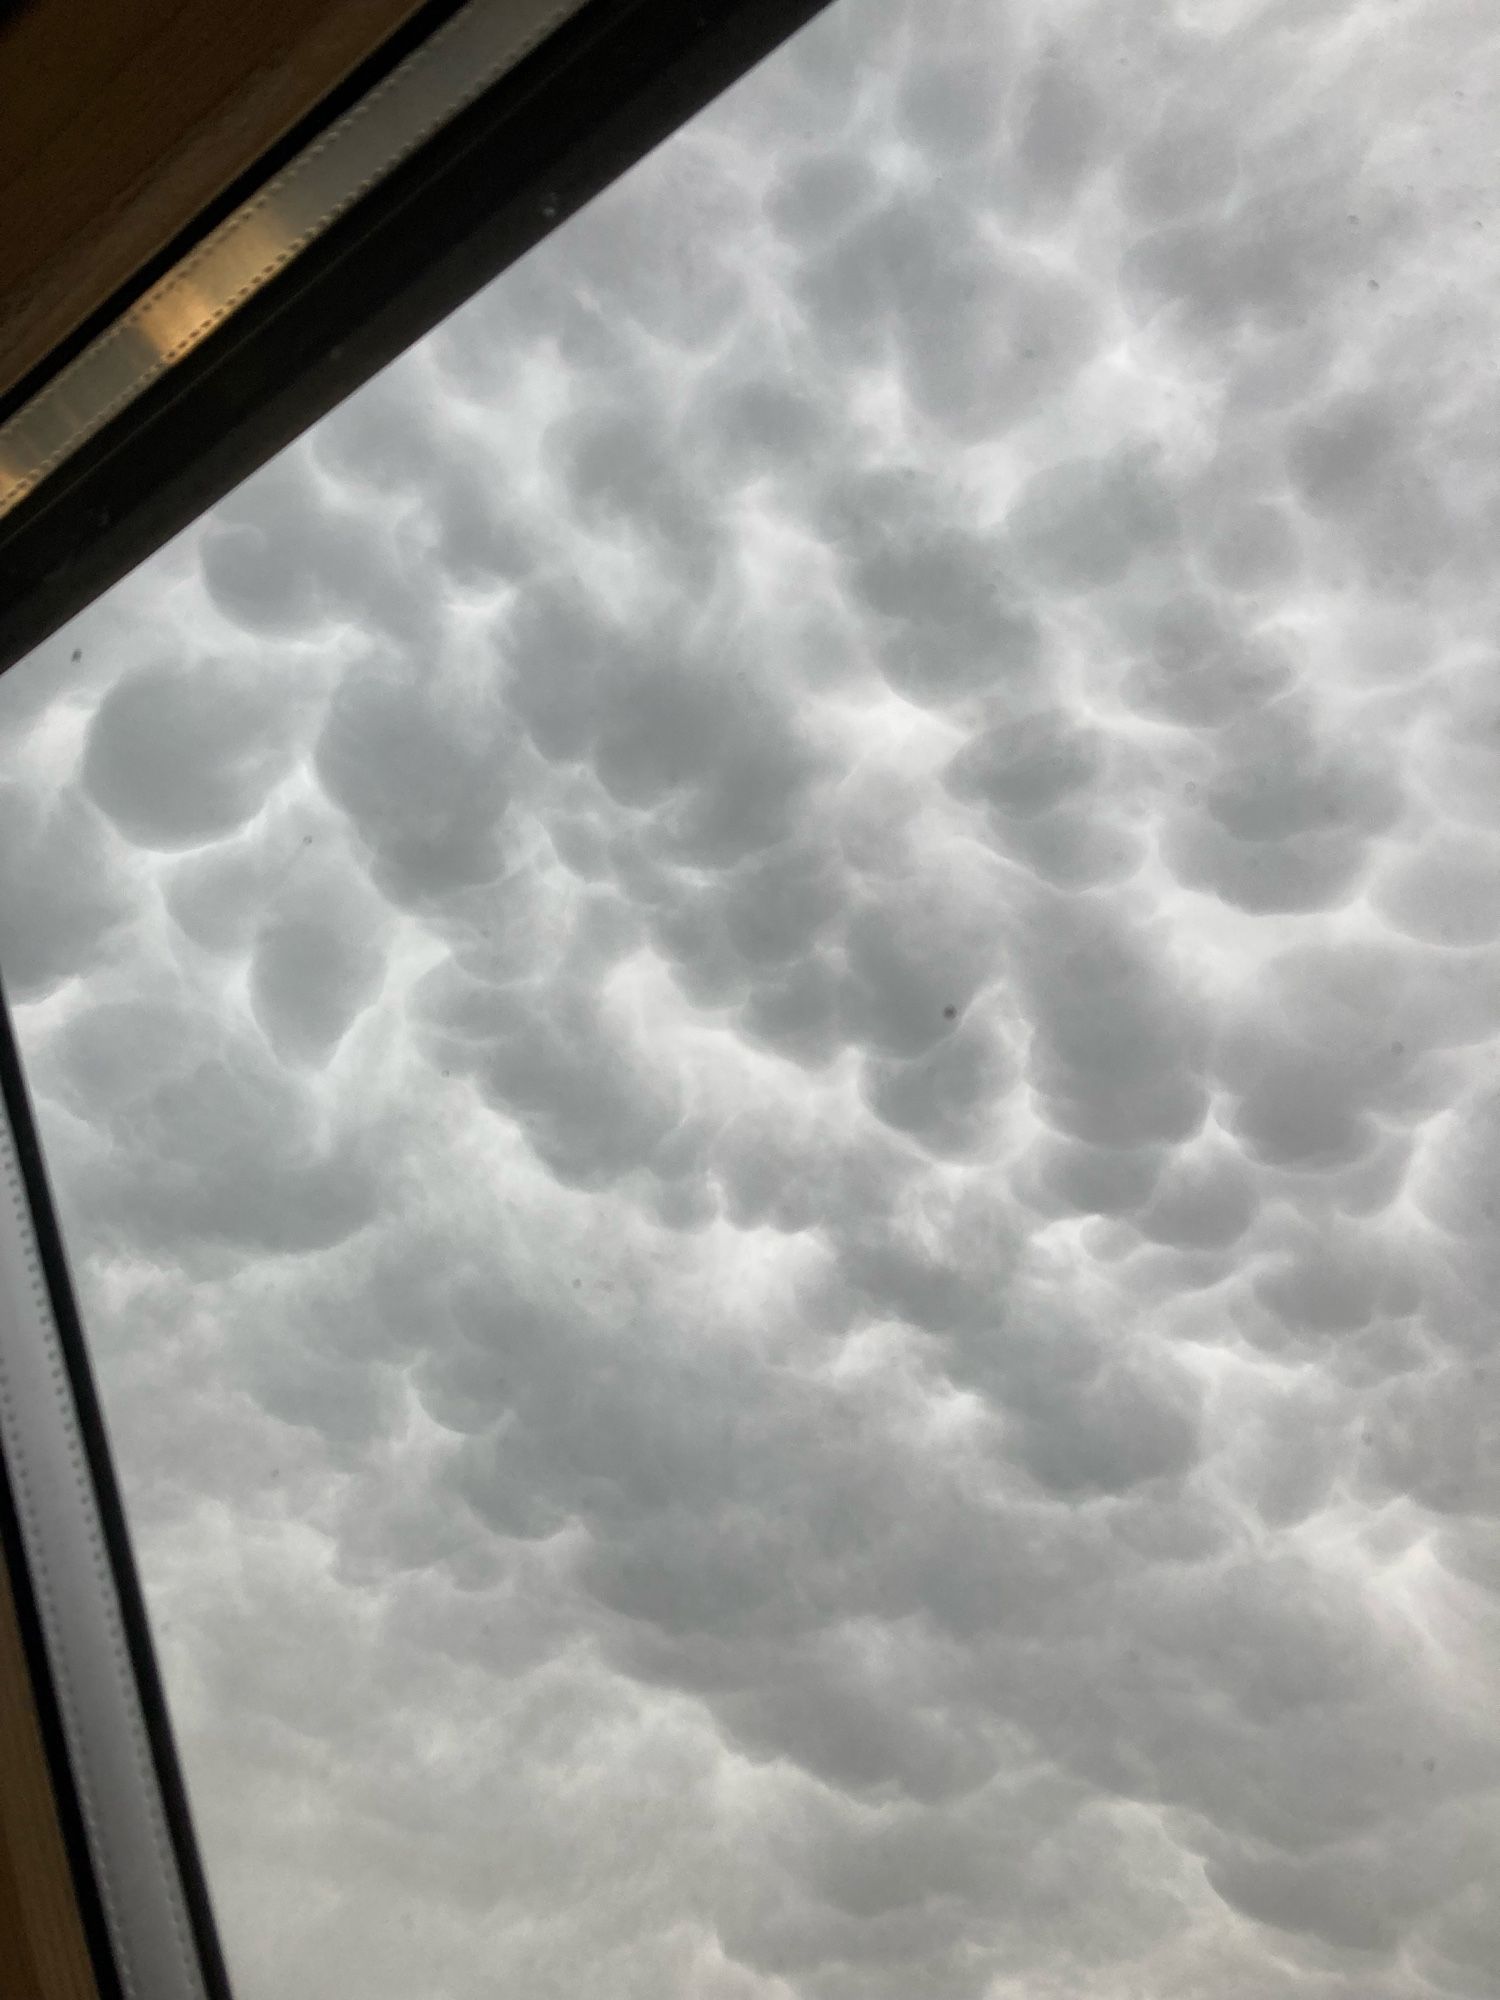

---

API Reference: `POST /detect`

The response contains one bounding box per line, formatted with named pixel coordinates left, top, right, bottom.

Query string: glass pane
left=4, top=2, right=1500, bottom=1995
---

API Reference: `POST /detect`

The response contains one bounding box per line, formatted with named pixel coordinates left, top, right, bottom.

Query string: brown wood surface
left=0, top=1552, right=97, bottom=2000
left=0, top=0, right=432, bottom=401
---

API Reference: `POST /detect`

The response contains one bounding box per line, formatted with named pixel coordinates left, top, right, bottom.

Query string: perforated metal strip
left=0, top=0, right=587, bottom=519
left=0, top=1078, right=205, bottom=1999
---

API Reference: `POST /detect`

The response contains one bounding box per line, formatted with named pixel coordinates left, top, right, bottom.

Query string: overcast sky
left=3, top=0, right=1500, bottom=1994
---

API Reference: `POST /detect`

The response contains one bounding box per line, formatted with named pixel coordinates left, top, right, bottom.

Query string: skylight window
left=2, top=1, right=1498, bottom=1995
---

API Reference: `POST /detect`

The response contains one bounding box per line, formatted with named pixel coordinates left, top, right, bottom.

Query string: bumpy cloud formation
left=4, top=1, right=1500, bottom=1995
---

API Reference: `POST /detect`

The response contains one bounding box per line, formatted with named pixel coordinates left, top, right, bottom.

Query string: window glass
left=2, top=3, right=1499, bottom=1995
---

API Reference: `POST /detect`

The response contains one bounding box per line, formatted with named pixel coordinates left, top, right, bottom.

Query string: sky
left=2, top=0, right=1500, bottom=1995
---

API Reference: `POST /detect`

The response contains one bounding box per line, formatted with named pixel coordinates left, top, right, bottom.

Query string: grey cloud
left=1119, top=594, right=1294, bottom=727
left=1232, top=1054, right=1380, bottom=1172
left=1137, top=1140, right=1257, bottom=1250
left=861, top=1018, right=1014, bottom=1158
left=249, top=900, right=386, bottom=1066
left=831, top=481, right=1043, bottom=706
left=686, top=361, right=832, bottom=485
left=83, top=656, right=294, bottom=849
left=1006, top=448, right=1179, bottom=592
left=839, top=865, right=1008, bottom=1059
left=1120, top=100, right=1241, bottom=221
left=766, top=149, right=882, bottom=245
left=315, top=662, right=513, bottom=903
left=946, top=708, right=1104, bottom=820
left=1022, top=897, right=1207, bottom=1149
left=1376, top=831, right=1500, bottom=947
left=200, top=449, right=416, bottom=647
left=53, top=1011, right=382, bottom=1259
left=1122, top=166, right=1376, bottom=339
left=499, top=585, right=614, bottom=764
left=794, top=167, right=1099, bottom=436
left=0, top=779, right=129, bottom=999
left=421, top=976, right=683, bottom=1186
left=736, top=947, right=845, bottom=1068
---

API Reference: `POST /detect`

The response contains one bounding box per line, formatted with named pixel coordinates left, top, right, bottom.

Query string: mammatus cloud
left=3, top=1, right=1500, bottom=1995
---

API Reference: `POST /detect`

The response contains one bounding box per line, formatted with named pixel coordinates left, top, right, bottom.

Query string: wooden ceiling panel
left=0, top=1555, right=97, bottom=2000
left=0, top=0, right=431, bottom=401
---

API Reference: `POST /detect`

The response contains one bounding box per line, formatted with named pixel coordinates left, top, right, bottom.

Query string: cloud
left=3, top=1, right=1500, bottom=1997
left=0, top=777, right=130, bottom=999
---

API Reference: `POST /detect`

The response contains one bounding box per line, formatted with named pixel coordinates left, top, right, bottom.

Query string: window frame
left=0, top=0, right=832, bottom=677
